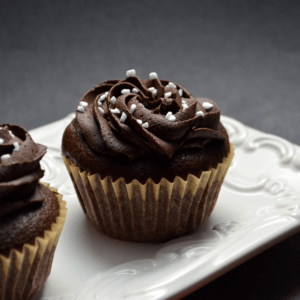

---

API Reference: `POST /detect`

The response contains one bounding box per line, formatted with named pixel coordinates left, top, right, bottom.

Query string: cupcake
left=62, top=70, right=234, bottom=242
left=0, top=124, right=67, bottom=300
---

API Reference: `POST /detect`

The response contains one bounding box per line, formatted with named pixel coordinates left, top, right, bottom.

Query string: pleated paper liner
left=0, top=183, right=67, bottom=300
left=63, top=143, right=234, bottom=242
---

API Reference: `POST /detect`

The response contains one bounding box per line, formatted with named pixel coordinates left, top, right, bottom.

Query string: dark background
left=1, top=0, right=300, bottom=299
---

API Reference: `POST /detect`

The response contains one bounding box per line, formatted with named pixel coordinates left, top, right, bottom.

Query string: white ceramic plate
left=31, top=114, right=300, bottom=300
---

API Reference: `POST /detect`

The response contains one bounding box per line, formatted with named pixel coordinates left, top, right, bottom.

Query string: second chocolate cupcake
left=0, top=124, right=67, bottom=300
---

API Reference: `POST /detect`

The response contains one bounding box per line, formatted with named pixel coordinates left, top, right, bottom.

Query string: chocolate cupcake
left=62, top=70, right=234, bottom=242
left=0, top=124, right=67, bottom=300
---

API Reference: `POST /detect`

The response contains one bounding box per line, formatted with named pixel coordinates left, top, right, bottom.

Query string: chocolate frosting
left=0, top=124, right=47, bottom=217
left=75, top=76, right=226, bottom=160
left=62, top=74, right=230, bottom=184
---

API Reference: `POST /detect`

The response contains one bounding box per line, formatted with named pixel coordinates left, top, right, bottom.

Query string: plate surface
left=31, top=114, right=300, bottom=300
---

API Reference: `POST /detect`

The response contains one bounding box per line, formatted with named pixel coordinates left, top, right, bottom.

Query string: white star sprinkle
left=165, top=111, right=176, bottom=121
left=202, top=102, right=213, bottom=110
left=13, top=142, right=19, bottom=152
left=142, top=122, right=149, bottom=128
left=164, top=92, right=172, bottom=98
left=132, top=88, right=139, bottom=93
left=0, top=138, right=3, bottom=145
left=120, top=112, right=127, bottom=123
left=100, top=94, right=107, bottom=101
left=167, top=82, right=176, bottom=89
left=80, top=101, right=88, bottom=107
left=126, top=69, right=136, bottom=77
left=121, top=89, right=131, bottom=94
left=111, top=96, right=116, bottom=105
left=196, top=111, right=204, bottom=117
left=149, top=72, right=158, bottom=79
left=1, top=154, right=10, bottom=160
left=130, top=104, right=136, bottom=113
left=179, top=89, right=183, bottom=96
left=9, top=131, right=14, bottom=138
left=110, top=108, right=121, bottom=114
left=77, top=106, right=85, bottom=113
left=148, top=87, right=157, bottom=97
left=98, top=107, right=104, bottom=115
left=137, top=119, right=143, bottom=125
left=165, top=112, right=172, bottom=119
left=182, top=104, right=188, bottom=111
left=168, top=115, right=176, bottom=122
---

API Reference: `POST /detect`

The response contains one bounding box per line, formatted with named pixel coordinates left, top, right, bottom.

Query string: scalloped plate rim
left=29, top=114, right=300, bottom=300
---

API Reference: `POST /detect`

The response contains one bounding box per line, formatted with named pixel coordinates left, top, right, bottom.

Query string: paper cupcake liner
left=0, top=184, right=67, bottom=300
left=63, top=143, right=234, bottom=242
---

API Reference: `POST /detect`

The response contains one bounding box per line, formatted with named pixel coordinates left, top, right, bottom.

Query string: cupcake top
left=62, top=70, right=230, bottom=183
left=0, top=124, right=59, bottom=255
left=75, top=70, right=226, bottom=160
left=0, top=124, right=46, bottom=217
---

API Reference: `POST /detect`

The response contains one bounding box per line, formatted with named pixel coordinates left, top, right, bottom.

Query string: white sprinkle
left=98, top=100, right=102, bottom=107
left=140, top=103, right=145, bottom=108
left=126, top=69, right=136, bottom=77
left=202, top=102, right=214, bottom=110
left=105, top=91, right=109, bottom=96
left=77, top=106, right=85, bottom=113
left=165, top=111, right=172, bottom=119
left=98, top=107, right=104, bottom=115
left=167, top=115, right=176, bottom=122
left=80, top=101, right=88, bottom=107
left=130, top=104, right=136, bottom=113
left=182, top=103, right=188, bottom=111
left=148, top=87, right=155, bottom=92
left=13, top=142, right=19, bottom=152
left=121, top=89, right=131, bottom=94
left=111, top=96, right=116, bottom=105
left=9, top=130, right=15, bottom=138
left=168, top=82, right=176, bottom=89
left=179, top=89, right=183, bottom=96
left=120, top=112, right=127, bottom=123
left=100, top=94, right=107, bottom=101
left=164, top=92, right=172, bottom=98
left=137, top=119, right=143, bottom=125
left=148, top=87, right=157, bottom=97
left=196, top=111, right=204, bottom=117
left=165, top=111, right=176, bottom=121
left=1, top=154, right=10, bottom=160
left=182, top=99, right=186, bottom=104
left=142, top=122, right=149, bottom=128
left=0, top=127, right=2, bottom=130
left=110, top=108, right=121, bottom=114
left=0, top=138, right=4, bottom=145
left=149, top=72, right=158, bottom=79
left=132, top=88, right=139, bottom=93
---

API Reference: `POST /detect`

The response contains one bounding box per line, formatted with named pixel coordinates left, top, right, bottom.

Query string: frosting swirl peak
left=0, top=124, right=47, bottom=217
left=76, top=72, right=226, bottom=160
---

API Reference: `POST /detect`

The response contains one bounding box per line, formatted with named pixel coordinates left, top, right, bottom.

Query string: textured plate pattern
left=29, top=114, right=300, bottom=300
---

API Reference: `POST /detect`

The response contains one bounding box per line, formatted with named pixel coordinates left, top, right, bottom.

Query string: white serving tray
left=31, top=114, right=300, bottom=300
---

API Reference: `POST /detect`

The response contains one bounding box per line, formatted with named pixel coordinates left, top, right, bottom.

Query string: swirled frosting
left=63, top=71, right=230, bottom=183
left=0, top=124, right=47, bottom=217
left=74, top=73, right=226, bottom=160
